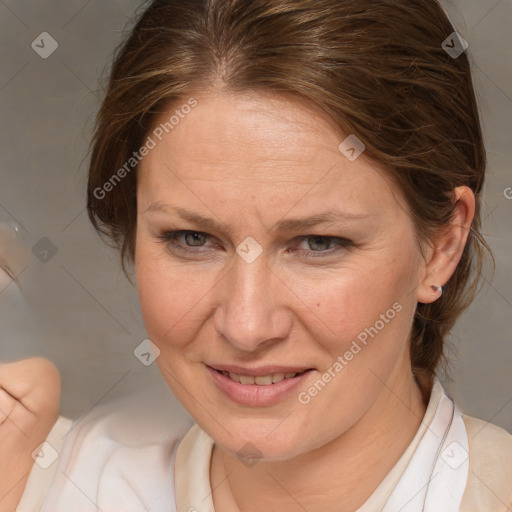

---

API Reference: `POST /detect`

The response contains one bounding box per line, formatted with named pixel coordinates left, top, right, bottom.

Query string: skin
left=135, top=89, right=475, bottom=511
left=0, top=224, right=61, bottom=511
left=0, top=358, right=60, bottom=512
left=0, top=89, right=474, bottom=511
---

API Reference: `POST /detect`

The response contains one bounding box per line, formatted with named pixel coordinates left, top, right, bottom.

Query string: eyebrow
left=143, top=203, right=371, bottom=235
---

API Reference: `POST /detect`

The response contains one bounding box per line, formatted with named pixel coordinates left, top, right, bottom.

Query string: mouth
left=205, top=364, right=316, bottom=407
left=209, top=367, right=311, bottom=385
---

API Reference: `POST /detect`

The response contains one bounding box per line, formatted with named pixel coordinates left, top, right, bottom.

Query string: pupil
left=186, top=232, right=204, bottom=246
left=310, top=236, right=330, bottom=251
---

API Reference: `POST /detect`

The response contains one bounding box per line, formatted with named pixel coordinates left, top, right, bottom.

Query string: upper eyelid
left=166, top=230, right=348, bottom=247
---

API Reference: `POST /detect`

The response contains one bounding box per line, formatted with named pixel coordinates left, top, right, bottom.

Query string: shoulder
left=18, top=383, right=194, bottom=512
left=460, top=414, right=512, bottom=512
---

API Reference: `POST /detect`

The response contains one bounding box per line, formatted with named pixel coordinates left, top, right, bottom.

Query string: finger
left=0, top=358, right=60, bottom=416
left=0, top=387, right=16, bottom=426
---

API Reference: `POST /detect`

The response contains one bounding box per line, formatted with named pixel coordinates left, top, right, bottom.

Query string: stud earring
left=431, top=285, right=443, bottom=296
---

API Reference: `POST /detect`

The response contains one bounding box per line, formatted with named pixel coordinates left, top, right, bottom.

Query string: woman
left=1, top=0, right=511, bottom=510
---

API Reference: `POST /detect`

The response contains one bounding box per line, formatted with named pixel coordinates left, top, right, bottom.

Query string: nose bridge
left=214, top=253, right=290, bottom=351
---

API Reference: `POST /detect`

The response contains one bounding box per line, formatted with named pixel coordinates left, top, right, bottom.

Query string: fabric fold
left=19, top=377, right=510, bottom=511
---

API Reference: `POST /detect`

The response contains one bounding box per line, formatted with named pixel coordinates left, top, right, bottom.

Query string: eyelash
left=154, top=230, right=352, bottom=259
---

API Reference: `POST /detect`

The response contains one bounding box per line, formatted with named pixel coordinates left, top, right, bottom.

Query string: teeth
left=239, top=375, right=255, bottom=385
left=221, top=370, right=300, bottom=385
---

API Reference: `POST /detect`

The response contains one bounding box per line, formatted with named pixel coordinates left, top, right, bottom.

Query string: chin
left=201, top=413, right=317, bottom=462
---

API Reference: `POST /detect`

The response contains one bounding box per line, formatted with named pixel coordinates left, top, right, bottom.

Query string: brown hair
left=87, top=0, right=492, bottom=383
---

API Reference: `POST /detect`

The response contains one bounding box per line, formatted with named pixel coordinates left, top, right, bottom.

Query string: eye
left=293, top=235, right=352, bottom=257
left=154, top=230, right=352, bottom=260
left=154, top=230, right=216, bottom=254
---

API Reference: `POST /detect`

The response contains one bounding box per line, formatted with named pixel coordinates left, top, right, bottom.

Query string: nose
left=213, top=252, right=292, bottom=353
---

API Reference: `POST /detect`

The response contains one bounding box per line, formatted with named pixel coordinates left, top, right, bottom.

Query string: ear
left=417, top=186, right=475, bottom=305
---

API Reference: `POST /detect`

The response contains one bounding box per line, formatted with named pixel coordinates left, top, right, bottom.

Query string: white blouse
left=17, top=379, right=512, bottom=512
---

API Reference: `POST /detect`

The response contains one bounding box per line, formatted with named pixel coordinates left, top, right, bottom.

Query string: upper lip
left=207, top=363, right=314, bottom=376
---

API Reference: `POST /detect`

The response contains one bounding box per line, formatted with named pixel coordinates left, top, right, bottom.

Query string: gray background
left=0, top=0, right=511, bottom=432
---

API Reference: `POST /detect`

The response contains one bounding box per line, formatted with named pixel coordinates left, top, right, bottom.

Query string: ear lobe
left=417, top=186, right=475, bottom=305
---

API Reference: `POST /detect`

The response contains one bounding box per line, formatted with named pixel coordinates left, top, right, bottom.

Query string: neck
left=211, top=370, right=429, bottom=512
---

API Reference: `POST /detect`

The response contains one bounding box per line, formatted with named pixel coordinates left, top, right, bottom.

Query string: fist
left=0, top=358, right=61, bottom=512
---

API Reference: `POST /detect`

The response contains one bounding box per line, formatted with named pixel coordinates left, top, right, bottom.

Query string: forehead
left=137, top=90, right=406, bottom=218
left=143, top=91, right=351, bottom=176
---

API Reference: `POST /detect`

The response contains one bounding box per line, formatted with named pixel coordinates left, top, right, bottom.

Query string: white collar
left=35, top=378, right=468, bottom=511
left=174, top=378, right=469, bottom=512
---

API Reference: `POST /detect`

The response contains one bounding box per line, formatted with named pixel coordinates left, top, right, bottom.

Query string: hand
left=0, top=358, right=61, bottom=512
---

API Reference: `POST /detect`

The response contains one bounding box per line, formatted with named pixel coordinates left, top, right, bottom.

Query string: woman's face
left=135, top=90, right=429, bottom=460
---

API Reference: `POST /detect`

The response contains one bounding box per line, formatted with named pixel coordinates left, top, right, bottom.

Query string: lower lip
left=206, top=366, right=314, bottom=407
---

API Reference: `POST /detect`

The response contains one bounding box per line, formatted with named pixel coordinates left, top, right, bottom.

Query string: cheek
left=135, top=242, right=215, bottom=350
left=292, top=249, right=419, bottom=374
left=292, top=267, right=416, bottom=422
left=295, top=268, right=408, bottom=342
left=135, top=224, right=420, bottom=362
